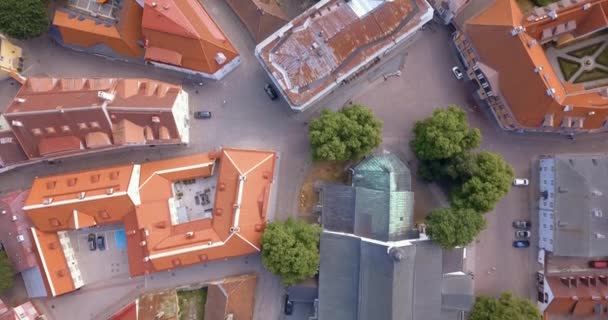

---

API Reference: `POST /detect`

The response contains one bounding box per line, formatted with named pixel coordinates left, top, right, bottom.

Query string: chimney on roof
left=215, top=52, right=227, bottom=65
left=16, top=234, right=25, bottom=242
left=140, top=240, right=147, bottom=246
left=11, top=120, right=23, bottom=127
left=106, top=188, right=114, bottom=195
left=11, top=215, right=17, bottom=221
left=97, top=91, right=115, bottom=102
left=548, top=10, right=558, bottom=20
left=563, top=105, right=573, bottom=112
left=151, top=2, right=157, bottom=7
left=589, top=111, right=596, bottom=116
left=546, top=88, right=556, bottom=97
left=535, top=66, right=544, bottom=73
left=185, top=232, right=194, bottom=239
left=510, top=25, right=525, bottom=36
left=14, top=98, right=25, bottom=103
left=584, top=3, right=591, bottom=10
left=1, top=210, right=6, bottom=215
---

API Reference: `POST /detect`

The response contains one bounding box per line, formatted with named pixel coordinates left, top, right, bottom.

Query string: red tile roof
left=225, top=0, right=288, bottom=43
left=0, top=190, right=37, bottom=272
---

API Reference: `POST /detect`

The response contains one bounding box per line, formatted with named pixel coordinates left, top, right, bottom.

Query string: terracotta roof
left=463, top=0, right=608, bottom=131
left=204, top=274, right=257, bottom=320
left=0, top=190, right=37, bottom=272
left=141, top=0, right=239, bottom=74
left=545, top=274, right=608, bottom=316
left=257, top=0, right=433, bottom=109
left=108, top=301, right=137, bottom=320
left=52, top=0, right=144, bottom=58
left=0, top=129, right=27, bottom=168
left=30, top=228, right=77, bottom=297
left=22, top=148, right=276, bottom=278
left=225, top=0, right=288, bottom=43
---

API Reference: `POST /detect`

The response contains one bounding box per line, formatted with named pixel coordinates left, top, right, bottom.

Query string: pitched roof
left=463, top=0, right=608, bottom=130
left=318, top=232, right=461, bottom=320
left=0, top=190, right=38, bottom=272
left=257, top=0, right=433, bottom=109
left=204, top=274, right=257, bottom=320
left=141, top=0, right=239, bottom=75
left=225, top=0, right=288, bottom=43
left=22, top=148, right=276, bottom=282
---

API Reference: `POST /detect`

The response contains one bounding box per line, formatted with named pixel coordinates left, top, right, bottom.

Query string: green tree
left=308, top=105, right=383, bottom=161
left=470, top=292, right=542, bottom=320
left=261, top=218, right=321, bottom=286
left=425, top=207, right=486, bottom=249
left=0, top=252, right=14, bottom=293
left=450, top=152, right=514, bottom=213
left=410, top=105, right=481, bottom=161
left=0, top=0, right=49, bottom=40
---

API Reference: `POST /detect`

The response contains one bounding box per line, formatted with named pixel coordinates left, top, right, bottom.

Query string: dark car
left=193, top=111, right=212, bottom=119
left=88, top=233, right=96, bottom=251
left=284, top=295, right=294, bottom=315
left=589, top=260, right=608, bottom=269
left=513, top=240, right=530, bottom=248
left=97, top=235, right=106, bottom=251
left=264, top=83, right=278, bottom=100
left=512, top=220, right=531, bottom=229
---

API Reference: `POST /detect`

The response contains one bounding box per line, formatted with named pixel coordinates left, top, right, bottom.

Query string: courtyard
left=547, top=34, right=608, bottom=86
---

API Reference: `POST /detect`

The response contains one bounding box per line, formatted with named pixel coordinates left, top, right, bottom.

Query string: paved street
left=3, top=0, right=608, bottom=318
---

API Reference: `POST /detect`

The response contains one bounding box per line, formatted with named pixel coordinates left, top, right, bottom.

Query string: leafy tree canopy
left=470, top=293, right=542, bottom=320
left=308, top=105, right=383, bottom=161
left=450, top=152, right=514, bottom=213
left=0, top=0, right=48, bottom=40
left=410, top=105, right=481, bottom=161
left=425, top=207, right=486, bottom=249
left=0, top=252, right=14, bottom=293
left=261, top=218, right=321, bottom=286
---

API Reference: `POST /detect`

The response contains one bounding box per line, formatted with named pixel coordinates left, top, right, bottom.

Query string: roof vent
left=594, top=209, right=603, bottom=217
left=97, top=91, right=115, bottom=102
left=152, top=116, right=160, bottom=123
left=11, top=120, right=23, bottom=127
left=140, top=240, right=147, bottom=246
left=106, top=187, right=114, bottom=195
left=11, top=215, right=17, bottom=221
left=151, top=2, right=157, bottom=7
left=563, top=105, right=573, bottom=112
left=185, top=231, right=194, bottom=239
left=548, top=10, right=558, bottom=20
left=14, top=98, right=25, bottom=103
left=215, top=52, right=227, bottom=65
left=546, top=88, right=556, bottom=97
left=16, top=234, right=25, bottom=242
left=43, top=198, right=53, bottom=205
left=0, top=210, right=5, bottom=215
left=589, top=111, right=596, bottom=116
left=584, top=3, right=591, bottom=9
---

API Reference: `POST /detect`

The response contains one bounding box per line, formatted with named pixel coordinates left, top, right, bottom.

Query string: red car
left=589, top=261, right=608, bottom=269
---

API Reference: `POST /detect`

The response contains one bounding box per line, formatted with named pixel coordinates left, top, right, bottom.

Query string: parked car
left=512, top=220, right=531, bottom=229
left=88, top=233, right=96, bottom=251
left=515, top=230, right=531, bottom=239
left=284, top=295, right=294, bottom=315
left=513, top=240, right=530, bottom=248
left=97, top=235, right=106, bottom=251
left=451, top=66, right=464, bottom=80
left=513, top=178, right=529, bottom=186
left=264, top=83, right=278, bottom=100
left=589, top=260, right=608, bottom=269
left=193, top=111, right=212, bottom=119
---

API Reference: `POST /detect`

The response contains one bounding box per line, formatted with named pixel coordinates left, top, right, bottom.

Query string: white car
left=452, top=66, right=464, bottom=80
left=513, top=178, right=529, bottom=186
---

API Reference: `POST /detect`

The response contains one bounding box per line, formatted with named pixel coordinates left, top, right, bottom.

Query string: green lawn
left=574, top=68, right=608, bottom=83
left=568, top=43, right=603, bottom=58
left=177, top=288, right=208, bottom=320
left=597, top=48, right=608, bottom=67
left=557, top=57, right=581, bottom=81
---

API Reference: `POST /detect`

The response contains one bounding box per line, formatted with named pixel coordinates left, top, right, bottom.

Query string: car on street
left=451, top=66, right=464, bottom=80
left=513, top=178, right=529, bottom=186
left=589, top=260, right=608, bottom=269
left=284, top=295, right=294, bottom=315
left=193, top=111, right=212, bottom=119
left=513, top=220, right=531, bottom=229
left=97, top=235, right=106, bottom=251
left=513, top=240, right=530, bottom=248
left=88, top=233, right=96, bottom=251
left=264, top=83, right=278, bottom=100
left=515, top=230, right=531, bottom=239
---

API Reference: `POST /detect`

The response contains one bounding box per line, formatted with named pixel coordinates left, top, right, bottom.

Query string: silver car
left=515, top=230, right=531, bottom=239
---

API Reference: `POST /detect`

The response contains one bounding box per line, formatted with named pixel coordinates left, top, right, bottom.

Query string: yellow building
left=0, top=34, right=23, bottom=80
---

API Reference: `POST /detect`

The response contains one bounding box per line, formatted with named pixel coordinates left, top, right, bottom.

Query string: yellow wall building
left=0, top=34, right=23, bottom=80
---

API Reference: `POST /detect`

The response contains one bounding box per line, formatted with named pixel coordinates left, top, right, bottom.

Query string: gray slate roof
left=552, top=154, right=608, bottom=257
left=441, top=274, right=475, bottom=311
left=319, top=232, right=470, bottom=320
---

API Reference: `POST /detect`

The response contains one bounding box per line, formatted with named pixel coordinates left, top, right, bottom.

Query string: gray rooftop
left=552, top=154, right=608, bottom=257
left=320, top=153, right=415, bottom=241
left=318, top=232, right=471, bottom=320
left=441, top=274, right=475, bottom=311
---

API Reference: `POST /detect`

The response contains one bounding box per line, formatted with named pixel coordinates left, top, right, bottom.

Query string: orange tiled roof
left=141, top=0, right=239, bottom=74
left=464, top=0, right=608, bottom=130
left=23, top=148, right=276, bottom=281
left=30, top=228, right=77, bottom=297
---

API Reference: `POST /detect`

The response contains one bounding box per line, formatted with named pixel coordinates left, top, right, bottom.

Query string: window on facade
left=31, top=128, right=42, bottom=136
left=67, top=178, right=77, bottom=187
